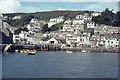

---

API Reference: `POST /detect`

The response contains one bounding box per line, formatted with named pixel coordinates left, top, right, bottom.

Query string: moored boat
left=81, top=49, right=87, bottom=52
left=66, top=50, right=73, bottom=53
left=28, top=50, right=37, bottom=55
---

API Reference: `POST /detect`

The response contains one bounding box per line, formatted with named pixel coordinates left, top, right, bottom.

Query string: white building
left=75, top=15, right=84, bottom=20
left=91, top=12, right=101, bottom=17
left=62, top=24, right=73, bottom=32
left=87, top=22, right=95, bottom=28
left=13, top=35, right=21, bottom=44
left=105, top=35, right=119, bottom=48
left=49, top=16, right=64, bottom=23
left=13, top=31, right=29, bottom=44
left=48, top=16, right=64, bottom=27
left=66, top=33, right=91, bottom=47
left=64, top=19, right=72, bottom=24
left=30, top=18, right=38, bottom=24
left=72, top=19, right=84, bottom=25
left=76, top=13, right=92, bottom=21
left=44, top=37, right=59, bottom=45
left=83, top=16, right=92, bottom=21
left=78, top=33, right=91, bottom=46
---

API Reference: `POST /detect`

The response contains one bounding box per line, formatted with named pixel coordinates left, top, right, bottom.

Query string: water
left=2, top=51, right=118, bottom=78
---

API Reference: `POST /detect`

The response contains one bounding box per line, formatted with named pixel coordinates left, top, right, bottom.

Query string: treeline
left=92, top=8, right=120, bottom=27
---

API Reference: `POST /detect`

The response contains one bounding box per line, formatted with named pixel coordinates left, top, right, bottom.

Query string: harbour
left=0, top=44, right=119, bottom=54
left=2, top=51, right=118, bottom=78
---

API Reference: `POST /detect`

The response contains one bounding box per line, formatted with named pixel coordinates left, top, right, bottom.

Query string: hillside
left=2, top=10, right=94, bottom=27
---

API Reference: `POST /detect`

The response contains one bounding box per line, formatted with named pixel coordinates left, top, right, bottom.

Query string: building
left=49, top=16, right=64, bottom=23
left=94, top=25, right=120, bottom=35
left=75, top=14, right=92, bottom=21
left=104, top=34, right=119, bottom=48
left=0, top=14, right=13, bottom=44
left=62, top=24, right=73, bottom=32
left=83, top=13, right=92, bottom=21
left=13, top=31, right=29, bottom=44
left=75, top=14, right=84, bottom=20
left=43, top=37, right=59, bottom=45
left=91, top=12, right=101, bottom=17
left=64, top=19, right=72, bottom=24
left=87, top=21, right=95, bottom=28
left=72, top=24, right=84, bottom=34
left=90, top=34, right=119, bottom=48
left=72, top=19, right=84, bottom=25
left=66, top=32, right=91, bottom=47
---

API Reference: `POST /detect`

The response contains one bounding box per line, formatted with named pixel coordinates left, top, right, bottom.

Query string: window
left=50, top=41, right=54, bottom=44
left=80, top=39, right=82, bottom=41
left=15, top=36, right=19, bottom=38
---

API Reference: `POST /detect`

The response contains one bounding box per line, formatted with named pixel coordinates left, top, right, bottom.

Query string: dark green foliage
left=87, top=28, right=94, bottom=35
left=41, top=24, right=49, bottom=33
left=41, top=22, right=63, bottom=33
left=5, top=14, right=34, bottom=27
left=92, top=8, right=120, bottom=27
left=113, top=11, right=120, bottom=26
left=50, top=22, right=63, bottom=31
left=14, top=27, right=29, bottom=34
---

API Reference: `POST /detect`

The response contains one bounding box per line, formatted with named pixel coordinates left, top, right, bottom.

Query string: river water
left=1, top=51, right=118, bottom=78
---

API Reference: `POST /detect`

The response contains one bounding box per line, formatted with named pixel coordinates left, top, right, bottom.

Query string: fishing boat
left=28, top=50, right=37, bottom=55
left=81, top=49, right=87, bottom=52
left=66, top=50, right=73, bottom=53
left=15, top=50, right=19, bottom=52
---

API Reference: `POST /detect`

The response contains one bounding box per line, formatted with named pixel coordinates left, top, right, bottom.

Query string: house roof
left=42, top=36, right=53, bottom=41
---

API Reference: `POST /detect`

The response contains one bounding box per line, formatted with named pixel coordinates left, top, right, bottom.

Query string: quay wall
left=0, top=44, right=120, bottom=53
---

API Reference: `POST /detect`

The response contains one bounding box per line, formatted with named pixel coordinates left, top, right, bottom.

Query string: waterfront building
left=13, top=34, right=21, bottom=44
left=104, top=34, right=119, bottom=48
left=66, top=32, right=91, bottom=47
left=0, top=15, right=13, bottom=44
left=13, top=31, right=29, bottom=44
left=43, top=37, right=59, bottom=45
left=90, top=34, right=119, bottom=48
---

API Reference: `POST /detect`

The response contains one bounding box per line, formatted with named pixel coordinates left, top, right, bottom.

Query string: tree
left=92, top=8, right=116, bottom=26
left=41, top=24, right=49, bottom=33
left=50, top=23, right=62, bottom=31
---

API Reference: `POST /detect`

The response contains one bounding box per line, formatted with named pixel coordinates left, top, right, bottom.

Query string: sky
left=0, top=0, right=119, bottom=13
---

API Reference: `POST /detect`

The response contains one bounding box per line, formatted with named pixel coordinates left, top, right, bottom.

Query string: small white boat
left=66, top=50, right=73, bottom=53
left=81, top=50, right=87, bottom=52
left=15, top=50, right=19, bottom=52
left=28, top=50, right=37, bottom=55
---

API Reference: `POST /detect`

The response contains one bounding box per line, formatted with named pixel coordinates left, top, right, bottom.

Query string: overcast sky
left=0, top=0, right=119, bottom=13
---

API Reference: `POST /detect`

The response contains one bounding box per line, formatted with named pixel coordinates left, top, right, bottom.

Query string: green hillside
left=3, top=10, right=94, bottom=27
